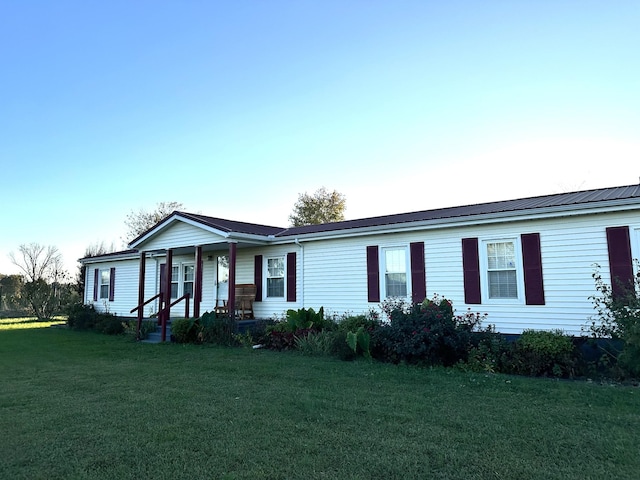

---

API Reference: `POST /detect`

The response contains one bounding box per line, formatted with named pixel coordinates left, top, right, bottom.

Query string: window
left=266, top=257, right=285, bottom=298
left=100, top=270, right=110, bottom=299
left=485, top=240, right=518, bottom=299
left=183, top=265, right=194, bottom=298
left=170, top=266, right=179, bottom=299
left=382, top=247, right=409, bottom=298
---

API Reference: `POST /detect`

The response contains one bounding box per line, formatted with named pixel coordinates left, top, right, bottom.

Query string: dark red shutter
left=367, top=246, right=380, bottom=302
left=462, top=238, right=481, bottom=304
left=254, top=255, right=263, bottom=302
left=521, top=233, right=545, bottom=305
left=410, top=242, right=426, bottom=303
left=108, top=267, right=116, bottom=301
left=93, top=268, right=99, bottom=301
left=286, top=252, right=296, bottom=302
left=159, top=264, right=166, bottom=295
left=606, top=226, right=634, bottom=299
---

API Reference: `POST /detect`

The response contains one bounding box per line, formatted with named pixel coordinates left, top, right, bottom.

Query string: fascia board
left=79, top=251, right=140, bottom=264
left=269, top=200, right=640, bottom=244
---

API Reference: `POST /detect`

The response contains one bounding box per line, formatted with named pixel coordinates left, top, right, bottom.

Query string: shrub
left=67, top=303, right=99, bottom=330
left=198, top=312, right=235, bottom=346
left=295, top=330, right=335, bottom=356
left=95, top=313, right=124, bottom=335
left=171, top=318, right=198, bottom=343
left=586, top=263, right=640, bottom=378
left=371, top=295, right=486, bottom=366
left=511, top=329, right=577, bottom=378
left=123, top=320, right=157, bottom=340
left=459, top=330, right=512, bottom=373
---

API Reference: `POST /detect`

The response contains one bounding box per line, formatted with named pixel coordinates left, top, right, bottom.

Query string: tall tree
left=124, top=201, right=184, bottom=242
left=8, top=243, right=66, bottom=320
left=288, top=187, right=346, bottom=227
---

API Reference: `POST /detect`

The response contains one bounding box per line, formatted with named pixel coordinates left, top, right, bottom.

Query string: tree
left=288, top=187, right=346, bottom=227
left=8, top=243, right=67, bottom=320
left=124, top=201, right=184, bottom=242
left=0, top=274, right=25, bottom=311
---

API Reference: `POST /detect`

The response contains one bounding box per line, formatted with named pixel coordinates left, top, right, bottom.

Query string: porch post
left=162, top=249, right=173, bottom=342
left=228, top=242, right=237, bottom=320
left=136, top=251, right=146, bottom=340
left=193, top=246, right=203, bottom=318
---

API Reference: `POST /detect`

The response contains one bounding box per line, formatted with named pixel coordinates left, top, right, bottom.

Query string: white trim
left=264, top=255, right=286, bottom=300
left=479, top=237, right=525, bottom=305
left=380, top=244, right=411, bottom=300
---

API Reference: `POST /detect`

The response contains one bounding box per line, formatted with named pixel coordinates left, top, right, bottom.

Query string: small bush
left=171, top=318, right=197, bottom=343
left=67, top=303, right=99, bottom=330
left=460, top=332, right=512, bottom=373
left=295, top=330, right=335, bottom=356
left=511, top=329, right=577, bottom=377
left=95, top=314, right=124, bottom=335
left=198, top=312, right=235, bottom=346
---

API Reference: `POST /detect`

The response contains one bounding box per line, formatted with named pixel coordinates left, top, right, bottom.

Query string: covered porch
left=131, top=241, right=260, bottom=341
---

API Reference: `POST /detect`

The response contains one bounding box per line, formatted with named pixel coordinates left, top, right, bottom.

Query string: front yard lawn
left=1, top=323, right=638, bottom=479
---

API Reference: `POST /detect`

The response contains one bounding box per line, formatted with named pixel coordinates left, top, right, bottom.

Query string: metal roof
left=84, top=184, right=640, bottom=262
left=275, top=183, right=640, bottom=237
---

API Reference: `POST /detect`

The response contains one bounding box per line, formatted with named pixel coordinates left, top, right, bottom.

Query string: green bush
left=295, top=330, right=335, bottom=356
left=66, top=303, right=124, bottom=335
left=198, top=312, right=235, bottom=346
left=511, top=330, right=577, bottom=378
left=371, top=296, right=487, bottom=366
left=171, top=318, right=197, bottom=343
left=67, top=303, right=99, bottom=330
left=95, top=314, right=124, bottom=335
left=587, top=263, right=640, bottom=378
left=459, top=332, right=512, bottom=373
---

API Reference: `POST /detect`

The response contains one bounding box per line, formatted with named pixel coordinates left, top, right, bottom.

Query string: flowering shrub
left=372, top=295, right=487, bottom=366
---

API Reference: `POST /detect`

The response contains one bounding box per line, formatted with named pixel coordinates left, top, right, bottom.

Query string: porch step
left=140, top=322, right=173, bottom=344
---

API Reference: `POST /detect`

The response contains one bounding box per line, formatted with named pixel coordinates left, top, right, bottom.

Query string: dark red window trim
left=108, top=267, right=116, bottom=302
left=286, top=252, right=296, bottom=302
left=410, top=242, right=426, bottom=303
left=606, top=226, right=634, bottom=300
left=521, top=233, right=545, bottom=305
left=462, top=238, right=481, bottom=304
left=254, top=255, right=263, bottom=302
left=367, top=246, right=380, bottom=302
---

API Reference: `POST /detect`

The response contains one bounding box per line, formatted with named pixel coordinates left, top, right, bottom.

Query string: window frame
left=99, top=269, right=110, bottom=300
left=380, top=245, right=411, bottom=300
left=167, top=263, right=195, bottom=300
left=265, top=256, right=286, bottom=299
left=479, top=237, right=524, bottom=304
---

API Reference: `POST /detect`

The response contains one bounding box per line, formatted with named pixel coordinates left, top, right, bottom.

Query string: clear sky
left=1, top=1, right=639, bottom=276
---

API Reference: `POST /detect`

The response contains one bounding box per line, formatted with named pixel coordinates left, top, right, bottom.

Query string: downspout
left=294, top=238, right=304, bottom=307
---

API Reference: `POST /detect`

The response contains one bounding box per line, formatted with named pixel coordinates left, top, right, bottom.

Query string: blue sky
left=1, top=1, right=639, bottom=276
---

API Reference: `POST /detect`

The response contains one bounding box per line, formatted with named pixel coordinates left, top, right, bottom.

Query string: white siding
left=82, top=209, right=640, bottom=336
left=141, top=222, right=224, bottom=251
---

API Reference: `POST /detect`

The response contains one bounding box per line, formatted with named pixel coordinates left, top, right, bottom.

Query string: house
left=79, top=184, right=640, bottom=337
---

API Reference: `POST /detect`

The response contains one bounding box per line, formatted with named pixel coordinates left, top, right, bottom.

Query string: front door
left=216, top=256, right=229, bottom=309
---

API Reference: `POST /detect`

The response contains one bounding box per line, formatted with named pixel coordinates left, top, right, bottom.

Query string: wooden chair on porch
left=234, top=283, right=256, bottom=320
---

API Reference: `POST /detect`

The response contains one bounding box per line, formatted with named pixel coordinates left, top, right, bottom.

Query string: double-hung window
left=382, top=247, right=409, bottom=298
left=485, top=240, right=518, bottom=299
left=100, top=270, right=110, bottom=299
left=170, top=266, right=179, bottom=299
left=183, top=265, right=195, bottom=298
left=266, top=256, right=285, bottom=298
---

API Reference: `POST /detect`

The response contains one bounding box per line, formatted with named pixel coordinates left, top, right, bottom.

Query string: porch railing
left=157, top=292, right=191, bottom=342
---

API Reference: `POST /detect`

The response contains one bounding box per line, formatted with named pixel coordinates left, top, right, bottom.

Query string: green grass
left=1, top=323, right=639, bottom=479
